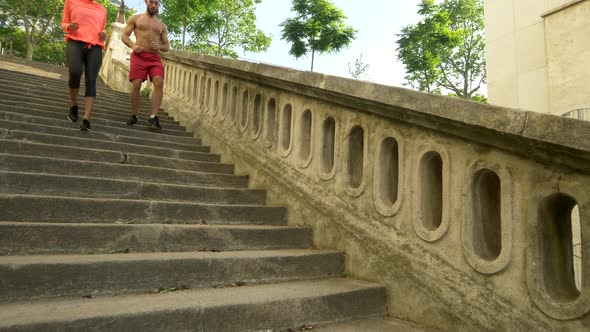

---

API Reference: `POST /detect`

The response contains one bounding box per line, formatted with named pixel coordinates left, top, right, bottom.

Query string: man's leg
left=146, top=76, right=164, bottom=129
left=131, top=79, right=143, bottom=116
left=127, top=79, right=142, bottom=126
left=150, top=76, right=164, bottom=116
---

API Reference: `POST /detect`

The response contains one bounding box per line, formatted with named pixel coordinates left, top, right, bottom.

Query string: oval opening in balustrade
left=280, top=104, right=292, bottom=151
left=252, top=94, right=262, bottom=136
left=182, top=71, right=187, bottom=96
left=539, top=194, right=583, bottom=301
left=265, top=98, right=276, bottom=145
left=347, top=126, right=364, bottom=188
left=221, top=83, right=228, bottom=117
left=420, top=152, right=443, bottom=231
left=471, top=169, right=502, bottom=261
left=241, top=90, right=249, bottom=128
left=204, top=78, right=212, bottom=110
left=172, top=67, right=178, bottom=93
left=572, top=204, right=583, bottom=292
left=199, top=75, right=206, bottom=107
left=321, top=117, right=336, bottom=174
left=192, top=74, right=199, bottom=101
left=212, top=80, right=220, bottom=113
left=299, top=109, right=312, bottom=161
left=378, top=137, right=399, bottom=206
left=230, top=86, right=238, bottom=122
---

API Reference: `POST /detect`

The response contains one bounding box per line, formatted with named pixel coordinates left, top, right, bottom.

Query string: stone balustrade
left=101, top=40, right=590, bottom=330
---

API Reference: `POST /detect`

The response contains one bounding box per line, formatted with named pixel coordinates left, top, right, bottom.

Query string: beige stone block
left=547, top=48, right=590, bottom=115
left=515, top=0, right=545, bottom=29
left=487, top=76, right=518, bottom=109
left=485, top=35, right=517, bottom=82
left=545, top=0, right=580, bottom=13
left=544, top=1, right=590, bottom=115
left=516, top=22, right=547, bottom=74
left=484, top=0, right=515, bottom=42
left=517, top=68, right=549, bottom=113
left=545, top=1, right=590, bottom=63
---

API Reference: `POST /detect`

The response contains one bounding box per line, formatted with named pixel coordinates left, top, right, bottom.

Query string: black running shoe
left=67, top=105, right=78, bottom=122
left=126, top=114, right=138, bottom=125
left=148, top=116, right=162, bottom=129
left=80, top=119, right=91, bottom=131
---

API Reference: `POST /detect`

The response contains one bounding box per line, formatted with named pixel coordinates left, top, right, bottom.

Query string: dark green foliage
left=280, top=0, right=357, bottom=71
left=160, top=0, right=270, bottom=58
left=396, top=0, right=486, bottom=101
left=0, top=0, right=64, bottom=60
left=0, top=0, right=134, bottom=65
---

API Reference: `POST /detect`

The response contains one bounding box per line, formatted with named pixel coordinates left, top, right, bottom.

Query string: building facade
left=484, top=0, right=590, bottom=118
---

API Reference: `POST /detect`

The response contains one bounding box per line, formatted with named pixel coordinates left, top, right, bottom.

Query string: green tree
left=348, top=53, right=369, bottom=81
left=396, top=0, right=486, bottom=100
left=280, top=0, right=357, bottom=72
left=0, top=0, right=64, bottom=60
left=0, top=27, right=27, bottom=58
left=160, top=0, right=212, bottom=47
left=0, top=0, right=129, bottom=65
left=188, top=0, right=271, bottom=58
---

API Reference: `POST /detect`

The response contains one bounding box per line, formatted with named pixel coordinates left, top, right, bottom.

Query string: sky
left=130, top=0, right=423, bottom=88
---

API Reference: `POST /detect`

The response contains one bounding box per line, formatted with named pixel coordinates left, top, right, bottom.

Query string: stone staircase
left=0, top=66, right=388, bottom=331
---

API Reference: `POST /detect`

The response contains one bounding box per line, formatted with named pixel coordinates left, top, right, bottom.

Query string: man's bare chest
left=136, top=18, right=162, bottom=35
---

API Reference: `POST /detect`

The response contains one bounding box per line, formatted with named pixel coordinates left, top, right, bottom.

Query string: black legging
left=66, top=39, right=102, bottom=97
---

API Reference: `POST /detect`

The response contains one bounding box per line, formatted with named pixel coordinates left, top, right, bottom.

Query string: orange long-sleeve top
left=61, top=0, right=107, bottom=49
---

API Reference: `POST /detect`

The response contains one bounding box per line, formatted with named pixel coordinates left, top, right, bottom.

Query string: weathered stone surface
left=156, top=48, right=590, bottom=330
left=0, top=222, right=312, bottom=255
left=0, top=58, right=391, bottom=330
left=0, top=279, right=386, bottom=332
left=0, top=250, right=344, bottom=301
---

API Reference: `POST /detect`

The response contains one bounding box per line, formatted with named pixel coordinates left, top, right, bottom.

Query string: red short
left=129, top=51, right=164, bottom=82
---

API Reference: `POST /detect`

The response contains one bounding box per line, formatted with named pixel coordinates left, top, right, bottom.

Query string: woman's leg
left=65, top=40, right=83, bottom=121
left=82, top=45, right=103, bottom=121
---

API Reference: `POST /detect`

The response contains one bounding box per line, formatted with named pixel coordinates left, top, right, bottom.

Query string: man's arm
left=159, top=24, right=170, bottom=52
left=121, top=15, right=139, bottom=52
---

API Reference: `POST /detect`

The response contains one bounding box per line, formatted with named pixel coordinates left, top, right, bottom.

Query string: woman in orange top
left=61, top=0, right=107, bottom=131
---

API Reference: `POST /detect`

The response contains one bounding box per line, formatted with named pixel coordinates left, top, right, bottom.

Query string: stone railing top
left=163, top=50, right=590, bottom=171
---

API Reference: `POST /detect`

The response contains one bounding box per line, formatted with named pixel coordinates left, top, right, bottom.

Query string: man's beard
left=147, top=7, right=158, bottom=16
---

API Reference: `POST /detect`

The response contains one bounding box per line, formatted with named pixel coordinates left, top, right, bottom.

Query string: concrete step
left=0, top=222, right=312, bottom=255
left=0, top=137, right=220, bottom=164
left=1, top=127, right=214, bottom=163
left=315, top=317, right=438, bottom=332
left=0, top=110, right=195, bottom=142
left=0, top=102, right=187, bottom=135
left=0, top=71, right=150, bottom=107
left=0, top=77, right=166, bottom=112
left=0, top=171, right=263, bottom=204
left=0, top=85, right=178, bottom=123
left=0, top=97, right=179, bottom=127
left=0, top=249, right=343, bottom=302
left=1, top=123, right=207, bottom=155
left=0, top=278, right=386, bottom=332
left=0, top=154, right=247, bottom=187
left=0, top=194, right=286, bottom=225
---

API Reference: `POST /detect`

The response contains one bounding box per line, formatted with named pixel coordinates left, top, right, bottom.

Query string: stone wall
left=101, top=44, right=590, bottom=330
left=484, top=0, right=590, bottom=116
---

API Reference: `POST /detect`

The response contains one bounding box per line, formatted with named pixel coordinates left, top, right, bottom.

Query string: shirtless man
left=121, top=0, right=169, bottom=129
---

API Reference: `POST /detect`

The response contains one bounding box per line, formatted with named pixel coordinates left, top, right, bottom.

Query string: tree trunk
left=310, top=48, right=315, bottom=72
left=26, top=38, right=34, bottom=61
left=182, top=12, right=187, bottom=47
